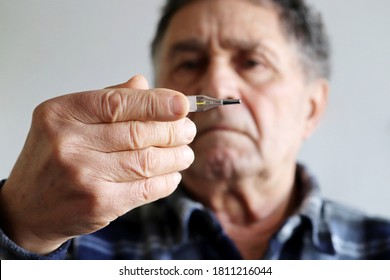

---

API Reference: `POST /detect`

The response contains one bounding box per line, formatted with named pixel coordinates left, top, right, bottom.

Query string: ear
left=302, top=78, right=329, bottom=139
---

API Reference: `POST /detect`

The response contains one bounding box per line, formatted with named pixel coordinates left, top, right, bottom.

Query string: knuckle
left=71, top=164, right=93, bottom=187
left=48, top=145, right=92, bottom=190
left=77, top=182, right=112, bottom=215
left=59, top=161, right=92, bottom=193
left=32, top=101, right=60, bottom=135
left=129, top=91, right=157, bottom=121
left=79, top=192, right=109, bottom=227
left=145, top=148, right=159, bottom=176
left=134, top=148, right=159, bottom=178
left=128, top=122, right=144, bottom=150
left=50, top=139, right=70, bottom=165
left=139, top=178, right=156, bottom=202
left=49, top=134, right=83, bottom=170
left=137, top=175, right=176, bottom=203
left=165, top=122, right=176, bottom=146
left=143, top=92, right=158, bottom=120
left=101, top=90, right=124, bottom=122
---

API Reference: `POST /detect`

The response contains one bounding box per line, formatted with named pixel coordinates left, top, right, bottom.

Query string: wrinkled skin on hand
left=0, top=75, right=196, bottom=254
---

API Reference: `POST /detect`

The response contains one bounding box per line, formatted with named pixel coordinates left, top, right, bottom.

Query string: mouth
left=197, top=125, right=245, bottom=138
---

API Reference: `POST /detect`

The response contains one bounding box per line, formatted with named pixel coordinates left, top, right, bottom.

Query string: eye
left=241, top=58, right=262, bottom=69
left=235, top=52, right=274, bottom=84
left=234, top=50, right=268, bottom=72
left=170, top=56, right=207, bottom=85
left=238, top=53, right=267, bottom=70
left=177, top=59, right=202, bottom=71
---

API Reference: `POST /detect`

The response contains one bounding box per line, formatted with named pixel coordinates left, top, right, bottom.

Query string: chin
left=189, top=135, right=262, bottom=181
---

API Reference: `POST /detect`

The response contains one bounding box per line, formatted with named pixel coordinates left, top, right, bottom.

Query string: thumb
left=107, top=74, right=150, bottom=90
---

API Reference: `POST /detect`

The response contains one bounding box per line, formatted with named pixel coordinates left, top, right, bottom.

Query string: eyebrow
left=168, top=38, right=280, bottom=63
left=222, top=38, right=260, bottom=51
left=168, top=39, right=207, bottom=58
left=168, top=38, right=259, bottom=53
left=223, top=38, right=280, bottom=62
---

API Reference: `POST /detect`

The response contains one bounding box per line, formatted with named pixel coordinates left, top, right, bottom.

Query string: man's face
left=155, top=0, right=323, bottom=182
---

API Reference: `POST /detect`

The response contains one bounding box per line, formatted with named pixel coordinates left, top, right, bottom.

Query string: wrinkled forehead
left=162, top=0, right=285, bottom=49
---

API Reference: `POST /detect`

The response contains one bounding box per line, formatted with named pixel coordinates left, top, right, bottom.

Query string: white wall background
left=1, top=0, right=389, bottom=218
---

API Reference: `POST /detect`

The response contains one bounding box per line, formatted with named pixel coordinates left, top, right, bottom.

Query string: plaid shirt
left=1, top=165, right=390, bottom=259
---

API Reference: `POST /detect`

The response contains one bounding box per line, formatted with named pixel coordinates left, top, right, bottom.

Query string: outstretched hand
left=0, top=75, right=196, bottom=255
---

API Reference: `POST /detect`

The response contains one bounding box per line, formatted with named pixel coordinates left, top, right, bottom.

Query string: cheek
left=245, top=86, right=307, bottom=151
left=244, top=94, right=274, bottom=139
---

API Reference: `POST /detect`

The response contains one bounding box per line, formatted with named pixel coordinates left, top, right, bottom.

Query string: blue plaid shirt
left=1, top=165, right=390, bottom=259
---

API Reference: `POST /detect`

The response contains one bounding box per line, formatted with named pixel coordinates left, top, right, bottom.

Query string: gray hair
left=151, top=0, right=331, bottom=80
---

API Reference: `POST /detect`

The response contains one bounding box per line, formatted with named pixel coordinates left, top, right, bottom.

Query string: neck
left=182, top=164, right=298, bottom=259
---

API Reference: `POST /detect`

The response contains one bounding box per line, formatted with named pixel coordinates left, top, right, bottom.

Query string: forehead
left=161, top=0, right=290, bottom=52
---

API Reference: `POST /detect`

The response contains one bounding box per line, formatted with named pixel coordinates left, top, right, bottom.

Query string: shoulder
left=322, top=199, right=390, bottom=259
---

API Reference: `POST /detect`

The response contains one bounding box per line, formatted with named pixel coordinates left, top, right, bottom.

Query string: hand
left=0, top=75, right=196, bottom=254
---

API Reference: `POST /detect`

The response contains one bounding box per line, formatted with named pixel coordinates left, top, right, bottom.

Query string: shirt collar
left=276, top=164, right=336, bottom=255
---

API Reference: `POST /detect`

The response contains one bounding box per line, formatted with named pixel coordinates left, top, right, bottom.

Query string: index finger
left=63, top=88, right=190, bottom=124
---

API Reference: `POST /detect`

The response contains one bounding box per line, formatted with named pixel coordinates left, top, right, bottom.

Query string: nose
left=199, top=58, right=241, bottom=100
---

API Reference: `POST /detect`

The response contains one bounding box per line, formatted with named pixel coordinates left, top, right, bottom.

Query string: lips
left=197, top=125, right=246, bottom=137
left=191, top=109, right=258, bottom=142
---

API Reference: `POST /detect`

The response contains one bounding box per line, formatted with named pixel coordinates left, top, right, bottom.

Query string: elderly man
left=1, top=0, right=389, bottom=259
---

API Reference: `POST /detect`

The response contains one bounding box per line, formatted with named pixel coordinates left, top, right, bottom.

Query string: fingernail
left=170, top=95, right=186, bottom=116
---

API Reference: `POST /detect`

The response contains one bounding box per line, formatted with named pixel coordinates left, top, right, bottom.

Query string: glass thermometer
left=187, top=95, right=241, bottom=112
